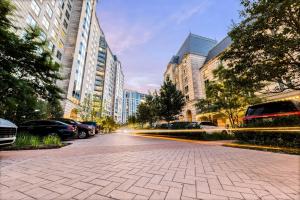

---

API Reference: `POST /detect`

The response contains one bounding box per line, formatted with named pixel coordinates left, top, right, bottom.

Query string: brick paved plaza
left=0, top=132, right=299, bottom=200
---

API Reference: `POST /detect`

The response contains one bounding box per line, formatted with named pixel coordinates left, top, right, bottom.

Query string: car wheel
left=78, top=131, right=87, bottom=139
left=221, top=130, right=227, bottom=134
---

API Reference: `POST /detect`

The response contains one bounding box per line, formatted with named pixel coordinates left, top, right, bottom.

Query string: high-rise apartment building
left=164, top=33, right=217, bottom=121
left=13, top=0, right=125, bottom=120
left=122, top=90, right=146, bottom=123
left=113, top=58, right=124, bottom=123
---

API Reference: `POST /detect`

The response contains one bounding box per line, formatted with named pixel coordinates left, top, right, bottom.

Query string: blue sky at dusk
left=96, top=0, right=242, bottom=93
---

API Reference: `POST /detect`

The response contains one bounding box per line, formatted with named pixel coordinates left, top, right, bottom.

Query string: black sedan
left=51, top=118, right=95, bottom=139
left=18, top=120, right=77, bottom=139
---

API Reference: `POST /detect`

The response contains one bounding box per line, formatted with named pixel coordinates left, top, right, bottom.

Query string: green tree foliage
left=97, top=116, right=117, bottom=133
left=127, top=115, right=137, bottom=124
left=158, top=78, right=186, bottom=123
left=136, top=93, right=160, bottom=127
left=222, top=0, right=300, bottom=92
left=196, top=65, right=260, bottom=127
left=0, top=0, right=63, bottom=123
left=79, top=94, right=103, bottom=121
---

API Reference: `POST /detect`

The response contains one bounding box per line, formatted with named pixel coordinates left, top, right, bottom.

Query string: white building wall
left=113, top=61, right=124, bottom=123
left=102, top=48, right=116, bottom=117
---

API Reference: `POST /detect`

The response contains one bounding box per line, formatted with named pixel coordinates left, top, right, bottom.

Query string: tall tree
left=0, top=0, right=63, bottom=123
left=196, top=65, right=260, bottom=127
left=222, top=0, right=300, bottom=92
left=158, top=78, right=186, bottom=123
left=136, top=102, right=150, bottom=127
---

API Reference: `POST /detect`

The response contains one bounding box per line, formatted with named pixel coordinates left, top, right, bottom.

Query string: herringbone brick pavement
left=0, top=132, right=299, bottom=200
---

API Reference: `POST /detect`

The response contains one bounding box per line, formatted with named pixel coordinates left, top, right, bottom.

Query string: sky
left=96, top=0, right=242, bottom=94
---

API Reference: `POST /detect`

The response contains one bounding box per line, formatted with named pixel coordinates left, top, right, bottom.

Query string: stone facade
left=164, top=33, right=217, bottom=121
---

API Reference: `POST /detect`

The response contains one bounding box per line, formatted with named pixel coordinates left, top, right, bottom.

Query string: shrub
left=236, top=115, right=300, bottom=147
left=234, top=131, right=299, bottom=147
left=43, top=135, right=62, bottom=146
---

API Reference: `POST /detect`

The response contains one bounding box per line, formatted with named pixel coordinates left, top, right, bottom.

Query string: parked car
left=170, top=121, right=200, bottom=129
left=18, top=120, right=77, bottom=139
left=81, top=121, right=100, bottom=134
left=243, top=100, right=300, bottom=126
left=199, top=121, right=230, bottom=134
left=52, top=118, right=95, bottom=139
left=155, top=123, right=171, bottom=129
left=0, top=118, right=17, bottom=146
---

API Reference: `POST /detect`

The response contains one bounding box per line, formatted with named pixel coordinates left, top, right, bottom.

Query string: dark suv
left=18, top=120, right=77, bottom=139
left=243, top=100, right=300, bottom=126
left=52, top=118, right=95, bottom=139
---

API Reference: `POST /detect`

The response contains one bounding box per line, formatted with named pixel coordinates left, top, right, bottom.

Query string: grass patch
left=223, top=142, right=300, bottom=155
left=1, top=132, right=64, bottom=150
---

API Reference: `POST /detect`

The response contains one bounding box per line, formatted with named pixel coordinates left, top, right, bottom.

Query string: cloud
left=125, top=75, right=161, bottom=93
left=171, top=1, right=213, bottom=24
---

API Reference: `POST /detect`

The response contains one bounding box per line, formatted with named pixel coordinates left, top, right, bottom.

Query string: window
left=26, top=15, right=36, bottom=27
left=67, top=1, right=72, bottom=10
left=58, top=40, right=64, bottom=49
left=48, top=41, right=55, bottom=52
left=63, top=19, right=68, bottom=29
left=39, top=31, right=46, bottom=41
left=65, top=10, right=70, bottom=20
left=50, top=29, right=57, bottom=40
left=60, top=29, right=66, bottom=38
left=56, top=50, right=62, bottom=60
left=56, top=7, right=62, bottom=19
left=31, top=0, right=40, bottom=16
left=42, top=16, right=49, bottom=30
left=54, top=18, right=59, bottom=28
left=79, top=42, right=83, bottom=55
left=184, top=85, right=189, bottom=93
left=46, top=4, right=53, bottom=18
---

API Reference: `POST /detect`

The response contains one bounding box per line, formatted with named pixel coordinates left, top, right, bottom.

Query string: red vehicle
left=243, top=100, right=300, bottom=126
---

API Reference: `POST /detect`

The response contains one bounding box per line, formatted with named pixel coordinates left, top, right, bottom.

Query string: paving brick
left=74, top=186, right=102, bottom=200
left=160, top=180, right=183, bottom=188
left=182, top=184, right=196, bottom=198
left=97, top=182, right=121, bottom=196
left=128, top=186, right=153, bottom=197
left=135, top=177, right=150, bottom=187
left=211, top=188, right=243, bottom=199
left=57, top=188, right=83, bottom=199
left=134, top=195, right=149, bottom=200
left=197, top=192, right=228, bottom=200
left=90, top=179, right=111, bottom=187
left=223, top=185, right=254, bottom=194
left=108, top=190, right=135, bottom=200
left=145, top=183, right=169, bottom=192
left=149, top=191, right=167, bottom=200
left=196, top=180, right=210, bottom=193
left=117, top=179, right=136, bottom=191
left=165, top=187, right=182, bottom=200
left=71, top=181, right=95, bottom=190
left=87, top=194, right=113, bottom=200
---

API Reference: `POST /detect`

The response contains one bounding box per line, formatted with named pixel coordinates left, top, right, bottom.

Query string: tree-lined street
left=1, top=132, right=299, bottom=200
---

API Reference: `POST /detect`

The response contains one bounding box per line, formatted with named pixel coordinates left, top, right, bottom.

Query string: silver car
left=199, top=121, right=231, bottom=134
left=0, top=118, right=17, bottom=146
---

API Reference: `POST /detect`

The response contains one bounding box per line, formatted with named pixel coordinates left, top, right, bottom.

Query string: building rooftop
left=170, top=33, right=217, bottom=64
left=204, top=36, right=232, bottom=64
